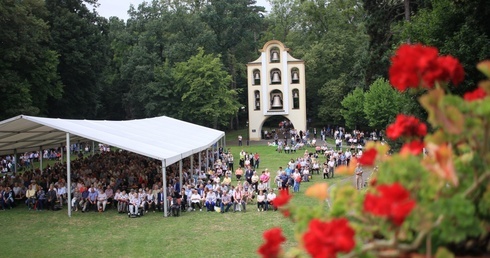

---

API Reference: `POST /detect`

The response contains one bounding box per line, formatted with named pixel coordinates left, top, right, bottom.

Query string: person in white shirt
left=345, top=150, right=352, bottom=165
left=266, top=189, right=277, bottom=211
left=97, top=189, right=108, bottom=212
left=256, top=190, right=266, bottom=212
left=190, top=190, right=202, bottom=211
left=128, top=192, right=140, bottom=216
left=205, top=191, right=217, bottom=212
left=118, top=190, right=129, bottom=213
left=57, top=183, right=67, bottom=207
left=326, top=158, right=335, bottom=179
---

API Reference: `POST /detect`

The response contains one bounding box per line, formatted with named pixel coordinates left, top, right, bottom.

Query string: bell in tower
left=271, top=94, right=283, bottom=109
left=292, top=71, right=299, bottom=82
left=254, top=72, right=260, bottom=85
left=271, top=71, right=281, bottom=84
left=271, top=51, right=279, bottom=62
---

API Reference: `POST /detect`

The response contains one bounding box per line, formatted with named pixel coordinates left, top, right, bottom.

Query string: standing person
left=279, top=171, right=289, bottom=194
left=235, top=166, right=244, bottom=181
left=238, top=135, right=243, bottom=146
left=292, top=169, right=301, bottom=193
left=253, top=152, right=260, bottom=169
left=260, top=170, right=270, bottom=189
left=251, top=171, right=260, bottom=192
left=355, top=163, right=364, bottom=190
left=228, top=153, right=234, bottom=172
left=245, top=166, right=254, bottom=185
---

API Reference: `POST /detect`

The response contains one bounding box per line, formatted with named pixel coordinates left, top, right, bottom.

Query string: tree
left=173, top=48, right=240, bottom=128
left=363, top=78, right=407, bottom=129
left=341, top=87, right=368, bottom=130
left=0, top=0, right=62, bottom=120
left=399, top=0, right=490, bottom=95
left=45, top=0, right=109, bottom=118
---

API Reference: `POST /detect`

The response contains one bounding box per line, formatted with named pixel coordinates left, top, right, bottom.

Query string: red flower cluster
left=257, top=227, right=286, bottom=258
left=303, top=218, right=356, bottom=258
left=358, top=148, right=377, bottom=166
left=464, top=87, right=487, bottom=102
left=400, top=139, right=425, bottom=155
left=364, top=183, right=416, bottom=226
left=389, top=44, right=465, bottom=91
left=273, top=189, right=291, bottom=209
left=386, top=114, right=427, bottom=140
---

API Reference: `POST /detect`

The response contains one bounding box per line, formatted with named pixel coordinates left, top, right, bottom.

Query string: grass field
left=1, top=130, right=348, bottom=258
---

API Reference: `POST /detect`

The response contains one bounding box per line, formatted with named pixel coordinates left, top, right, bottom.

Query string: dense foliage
left=1, top=0, right=489, bottom=131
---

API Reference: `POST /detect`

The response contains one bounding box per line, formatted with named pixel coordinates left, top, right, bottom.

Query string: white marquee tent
left=0, top=115, right=226, bottom=217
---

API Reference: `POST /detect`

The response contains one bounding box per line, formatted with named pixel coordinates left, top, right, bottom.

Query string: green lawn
left=1, top=131, right=348, bottom=257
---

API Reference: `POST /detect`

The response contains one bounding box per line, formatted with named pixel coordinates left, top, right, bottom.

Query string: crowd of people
left=0, top=126, right=371, bottom=214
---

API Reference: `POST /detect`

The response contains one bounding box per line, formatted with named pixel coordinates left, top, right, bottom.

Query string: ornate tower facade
left=246, top=40, right=306, bottom=141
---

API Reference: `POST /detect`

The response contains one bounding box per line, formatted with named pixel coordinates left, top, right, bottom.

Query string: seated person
left=256, top=190, right=266, bottom=212
left=311, top=160, right=320, bottom=174
left=97, top=189, right=108, bottom=212
left=46, top=184, right=58, bottom=211
left=303, top=167, right=310, bottom=182
left=25, top=184, right=37, bottom=210
left=118, top=190, right=129, bottom=213
left=265, top=189, right=277, bottom=211
left=128, top=191, right=140, bottom=216
left=284, top=145, right=290, bottom=153
left=170, top=191, right=181, bottom=217
left=190, top=189, right=202, bottom=211
left=79, top=187, right=90, bottom=212
left=204, top=190, right=216, bottom=212
left=220, top=190, right=233, bottom=213
left=83, top=187, right=98, bottom=212
left=72, top=188, right=82, bottom=212
left=233, top=186, right=246, bottom=212
left=36, top=187, right=46, bottom=211
left=105, top=185, right=114, bottom=208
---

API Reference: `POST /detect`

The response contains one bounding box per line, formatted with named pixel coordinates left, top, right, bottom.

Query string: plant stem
left=464, top=171, right=490, bottom=198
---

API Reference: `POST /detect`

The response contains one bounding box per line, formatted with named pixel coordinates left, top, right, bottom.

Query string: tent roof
left=0, top=115, right=224, bottom=165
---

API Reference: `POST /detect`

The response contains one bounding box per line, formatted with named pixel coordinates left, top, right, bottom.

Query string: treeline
left=1, top=0, right=488, bottom=130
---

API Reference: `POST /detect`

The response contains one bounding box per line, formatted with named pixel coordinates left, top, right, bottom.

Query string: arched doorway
left=260, top=116, right=295, bottom=143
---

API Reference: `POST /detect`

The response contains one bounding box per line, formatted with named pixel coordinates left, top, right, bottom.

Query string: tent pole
left=190, top=155, right=194, bottom=184
left=223, top=136, right=226, bottom=152
left=206, top=149, right=209, bottom=173
left=66, top=133, right=72, bottom=218
left=39, top=146, right=43, bottom=173
left=198, top=152, right=202, bottom=176
left=179, top=160, right=183, bottom=193
left=92, top=141, right=95, bottom=155
left=162, top=160, right=168, bottom=217
left=60, top=143, right=63, bottom=163
left=13, top=149, right=17, bottom=175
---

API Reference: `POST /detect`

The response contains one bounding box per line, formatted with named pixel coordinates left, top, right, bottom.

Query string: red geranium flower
left=389, top=44, right=464, bottom=91
left=273, top=189, right=291, bottom=209
left=386, top=114, right=427, bottom=140
left=303, top=218, right=356, bottom=258
left=400, top=139, right=425, bottom=155
left=438, top=55, right=465, bottom=85
left=358, top=148, right=377, bottom=166
left=257, top=227, right=286, bottom=258
left=464, top=87, right=487, bottom=102
left=364, top=183, right=416, bottom=226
